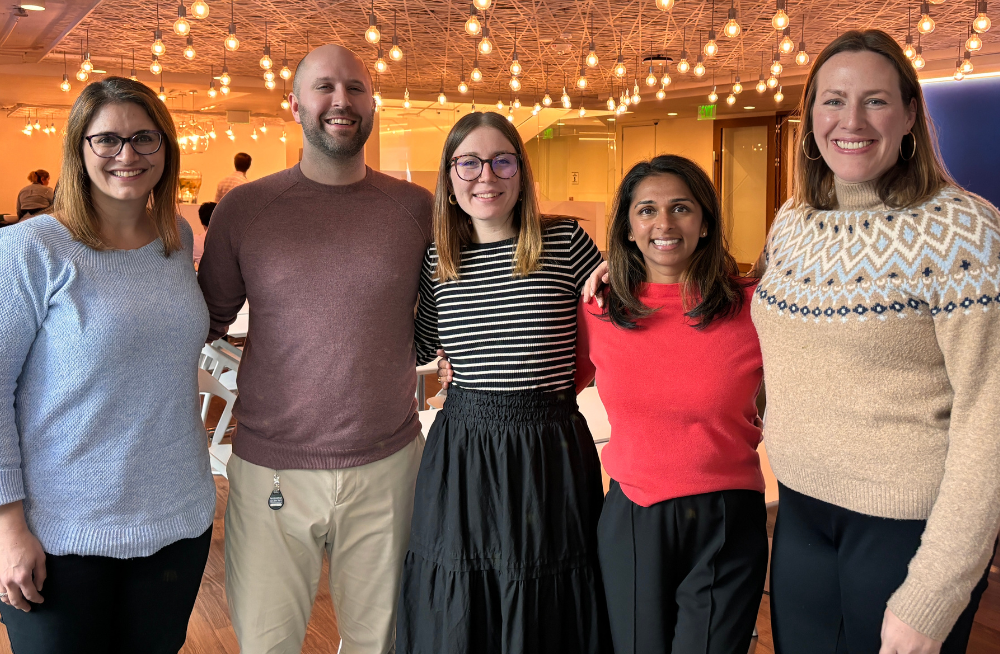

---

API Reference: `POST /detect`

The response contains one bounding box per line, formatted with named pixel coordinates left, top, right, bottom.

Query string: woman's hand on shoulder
left=435, top=349, right=454, bottom=390
left=581, top=261, right=610, bottom=308
left=0, top=501, right=46, bottom=612
left=878, top=608, right=941, bottom=654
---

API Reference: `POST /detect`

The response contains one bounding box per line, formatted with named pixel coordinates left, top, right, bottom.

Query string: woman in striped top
left=396, top=112, right=610, bottom=653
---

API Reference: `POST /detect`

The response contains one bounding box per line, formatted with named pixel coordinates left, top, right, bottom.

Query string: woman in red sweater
left=576, top=154, right=768, bottom=653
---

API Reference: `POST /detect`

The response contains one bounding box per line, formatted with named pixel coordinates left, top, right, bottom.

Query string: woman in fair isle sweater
left=754, top=30, right=1000, bottom=654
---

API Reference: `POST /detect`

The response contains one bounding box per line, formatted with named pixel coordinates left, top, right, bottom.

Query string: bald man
left=198, top=44, right=433, bottom=654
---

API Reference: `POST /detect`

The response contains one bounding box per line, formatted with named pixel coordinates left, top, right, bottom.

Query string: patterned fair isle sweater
left=752, top=179, right=1000, bottom=641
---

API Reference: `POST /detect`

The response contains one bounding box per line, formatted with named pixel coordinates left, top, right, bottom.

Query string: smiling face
left=449, top=126, right=521, bottom=235
left=628, top=173, right=706, bottom=284
left=290, top=44, right=375, bottom=160
left=811, top=50, right=917, bottom=183
left=82, top=102, right=165, bottom=207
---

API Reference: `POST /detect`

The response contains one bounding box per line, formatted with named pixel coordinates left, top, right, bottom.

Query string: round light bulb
left=913, top=52, right=926, bottom=70
left=974, top=13, right=991, bottom=33
left=60, top=75, right=71, bottom=92
left=513, top=97, right=521, bottom=109
left=259, top=122, right=267, bottom=134
left=389, top=44, right=403, bottom=61
left=478, top=36, right=493, bottom=55
left=279, top=65, right=292, bottom=80
left=903, top=42, right=916, bottom=60
left=579, top=105, right=586, bottom=117
left=955, top=66, right=966, bottom=80
left=280, top=95, right=290, bottom=109
left=265, top=78, right=276, bottom=90
left=374, top=56, right=387, bottom=73
left=724, top=19, right=741, bottom=39
left=251, top=128, right=258, bottom=140
left=918, top=14, right=935, bottom=35
left=677, top=58, right=690, bottom=74
left=260, top=54, right=272, bottom=70
left=771, top=60, right=783, bottom=75
left=225, top=33, right=240, bottom=52
left=458, top=80, right=469, bottom=93
left=656, top=87, right=666, bottom=100
left=191, top=0, right=209, bottom=19
left=704, top=39, right=718, bottom=57
left=767, top=74, right=779, bottom=88
left=561, top=88, right=570, bottom=103
left=373, top=90, right=382, bottom=106
left=709, top=86, right=718, bottom=103
left=606, top=96, right=615, bottom=111
left=465, top=15, right=481, bottom=36
left=774, top=87, right=784, bottom=103
left=208, top=85, right=218, bottom=98
left=614, top=59, right=626, bottom=77
left=772, top=9, right=789, bottom=31
left=630, top=92, right=640, bottom=104
left=510, top=77, right=521, bottom=91
left=280, top=132, right=286, bottom=143
left=694, top=61, right=706, bottom=76
left=496, top=98, right=504, bottom=110
left=733, top=80, right=743, bottom=94
left=655, top=0, right=675, bottom=9
left=510, top=60, right=521, bottom=76
left=586, top=51, right=599, bottom=67
left=158, top=87, right=167, bottom=102
left=81, top=56, right=93, bottom=73
left=174, top=17, right=190, bottom=36
left=967, top=33, right=984, bottom=52
left=540, top=93, right=550, bottom=106
left=403, top=98, right=411, bottom=109
left=438, top=91, right=447, bottom=105
left=365, top=25, right=381, bottom=45
left=962, top=55, right=974, bottom=74
left=184, top=40, right=196, bottom=60
left=148, top=58, right=161, bottom=75
left=577, top=75, right=588, bottom=89
left=780, top=35, right=795, bottom=54
left=219, top=71, right=231, bottom=86
left=726, top=93, right=736, bottom=105
left=473, top=0, right=491, bottom=10
left=756, top=79, right=767, bottom=93
left=661, top=73, right=672, bottom=86
left=152, top=38, right=165, bottom=57
left=263, top=69, right=276, bottom=82
left=220, top=84, right=230, bottom=95
left=76, top=69, right=89, bottom=81
left=471, top=67, right=483, bottom=82
left=209, top=126, right=216, bottom=138
left=796, top=49, right=810, bottom=66
left=533, top=101, right=542, bottom=113
left=646, top=71, right=657, bottom=86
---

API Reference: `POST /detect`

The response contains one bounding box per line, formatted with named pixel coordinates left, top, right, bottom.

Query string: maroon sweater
left=198, top=165, right=433, bottom=469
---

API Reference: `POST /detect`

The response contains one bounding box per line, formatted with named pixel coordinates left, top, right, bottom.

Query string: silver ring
left=0, top=592, right=7, bottom=598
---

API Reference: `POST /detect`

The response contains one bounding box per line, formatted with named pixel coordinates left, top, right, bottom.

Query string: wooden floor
left=0, top=476, right=997, bottom=653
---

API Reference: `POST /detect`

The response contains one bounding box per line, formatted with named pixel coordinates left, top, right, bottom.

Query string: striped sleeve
left=568, top=222, right=605, bottom=295
left=413, top=246, right=440, bottom=366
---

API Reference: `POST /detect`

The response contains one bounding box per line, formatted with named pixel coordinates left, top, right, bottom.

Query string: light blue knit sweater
left=0, top=215, right=216, bottom=558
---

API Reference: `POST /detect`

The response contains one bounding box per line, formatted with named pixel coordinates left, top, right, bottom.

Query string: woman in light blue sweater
left=0, top=78, right=216, bottom=653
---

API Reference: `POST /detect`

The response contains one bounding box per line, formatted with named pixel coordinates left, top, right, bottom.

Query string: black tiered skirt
left=396, top=386, right=613, bottom=654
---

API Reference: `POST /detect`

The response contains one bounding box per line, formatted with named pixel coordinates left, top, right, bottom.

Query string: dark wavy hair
left=604, top=155, right=752, bottom=330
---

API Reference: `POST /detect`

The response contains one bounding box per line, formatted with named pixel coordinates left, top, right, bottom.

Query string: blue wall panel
left=922, top=77, right=1000, bottom=209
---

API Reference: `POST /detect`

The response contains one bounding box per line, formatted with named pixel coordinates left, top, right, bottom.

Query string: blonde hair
left=54, top=77, right=182, bottom=255
left=794, top=29, right=951, bottom=210
left=432, top=111, right=550, bottom=281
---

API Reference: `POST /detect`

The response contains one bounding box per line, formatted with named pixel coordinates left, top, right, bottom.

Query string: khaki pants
left=224, top=436, right=424, bottom=654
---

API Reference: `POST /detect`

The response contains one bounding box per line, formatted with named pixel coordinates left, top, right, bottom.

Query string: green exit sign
left=542, top=128, right=554, bottom=139
left=697, top=104, right=717, bottom=121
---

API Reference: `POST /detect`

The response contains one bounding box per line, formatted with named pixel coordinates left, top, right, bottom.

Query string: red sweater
left=575, top=282, right=765, bottom=507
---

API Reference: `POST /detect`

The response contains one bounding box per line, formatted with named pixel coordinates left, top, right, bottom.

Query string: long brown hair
left=54, top=76, right=182, bottom=255
left=432, top=111, right=549, bottom=281
left=605, top=155, right=750, bottom=330
left=794, top=29, right=951, bottom=210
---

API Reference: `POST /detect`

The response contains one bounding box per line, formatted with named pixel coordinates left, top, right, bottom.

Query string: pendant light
left=81, top=30, right=93, bottom=72
left=723, top=0, right=741, bottom=38
left=510, top=26, right=521, bottom=76
left=184, top=36, right=196, bottom=60
left=655, top=0, right=675, bottom=10
left=208, top=64, right=218, bottom=97
left=374, top=49, right=388, bottom=74
left=496, top=95, right=504, bottom=110
left=795, top=18, right=810, bottom=65
left=646, top=63, right=657, bottom=87
left=471, top=58, right=483, bottom=83
left=365, top=0, right=380, bottom=44
left=913, top=35, right=926, bottom=69
left=656, top=86, right=666, bottom=100
left=661, top=65, right=672, bottom=87
left=264, top=68, right=276, bottom=82
left=389, top=11, right=403, bottom=60
left=281, top=82, right=290, bottom=109
left=770, top=48, right=783, bottom=76
left=917, top=3, right=935, bottom=35
left=902, top=8, right=916, bottom=59
left=704, top=0, right=719, bottom=56
left=510, top=76, right=521, bottom=91
left=224, top=0, right=240, bottom=51
left=260, top=22, right=272, bottom=69
left=220, top=47, right=231, bottom=94
left=779, top=27, right=795, bottom=55
left=694, top=52, right=706, bottom=77
left=152, top=4, right=166, bottom=56
left=264, top=78, right=276, bottom=90
left=260, top=121, right=267, bottom=134
left=967, top=23, right=984, bottom=52
left=438, top=80, right=447, bottom=105
left=402, top=58, right=411, bottom=109
left=677, top=27, right=690, bottom=73
left=279, top=44, right=292, bottom=80
left=613, top=28, right=626, bottom=77
left=561, top=78, right=571, bottom=108
left=973, top=1, right=992, bottom=32
left=128, top=48, right=137, bottom=80
left=542, top=65, right=552, bottom=105
left=513, top=96, right=521, bottom=109
left=756, top=53, right=767, bottom=92
left=465, top=4, right=481, bottom=36
left=280, top=131, right=287, bottom=143
left=479, top=14, right=493, bottom=55
left=578, top=63, right=588, bottom=89
left=585, top=14, right=599, bottom=67
left=708, top=82, right=718, bottom=103
left=473, top=0, right=491, bottom=10
left=191, top=0, right=209, bottom=19
left=726, top=92, right=736, bottom=105
left=774, top=85, right=784, bottom=103
left=606, top=90, right=615, bottom=111
left=961, top=49, right=974, bottom=73
left=60, top=51, right=71, bottom=92
left=173, top=1, right=190, bottom=36
left=251, top=127, right=258, bottom=140
left=149, top=54, right=162, bottom=75
left=158, top=73, right=167, bottom=102
left=459, top=58, right=469, bottom=92
left=506, top=106, right=514, bottom=122
left=772, top=0, right=790, bottom=31
left=373, top=74, right=382, bottom=106
left=733, top=74, right=743, bottom=95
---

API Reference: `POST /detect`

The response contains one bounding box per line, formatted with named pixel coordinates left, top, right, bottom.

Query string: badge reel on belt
left=269, top=472, right=284, bottom=510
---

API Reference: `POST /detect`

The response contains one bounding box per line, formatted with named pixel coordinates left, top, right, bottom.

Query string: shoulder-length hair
left=433, top=111, right=548, bottom=281
left=604, top=155, right=750, bottom=330
left=54, top=76, right=182, bottom=255
left=794, top=29, right=951, bottom=210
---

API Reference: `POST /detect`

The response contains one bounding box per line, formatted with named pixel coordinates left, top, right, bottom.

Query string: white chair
left=198, top=368, right=236, bottom=478
left=199, top=343, right=240, bottom=419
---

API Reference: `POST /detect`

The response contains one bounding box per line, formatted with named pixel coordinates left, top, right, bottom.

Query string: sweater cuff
left=887, top=577, right=966, bottom=642
left=0, top=468, right=25, bottom=506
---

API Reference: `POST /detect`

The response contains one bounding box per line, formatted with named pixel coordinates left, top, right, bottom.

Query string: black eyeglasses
left=449, top=153, right=520, bottom=181
left=84, top=131, right=164, bottom=158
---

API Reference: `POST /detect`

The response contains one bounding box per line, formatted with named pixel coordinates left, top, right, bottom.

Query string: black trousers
left=770, top=483, right=995, bottom=654
left=0, top=527, right=212, bottom=654
left=598, top=482, right=769, bottom=654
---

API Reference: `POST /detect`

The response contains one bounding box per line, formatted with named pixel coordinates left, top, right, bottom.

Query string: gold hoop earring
left=900, top=132, right=917, bottom=161
left=448, top=193, right=458, bottom=205
left=801, top=131, right=823, bottom=161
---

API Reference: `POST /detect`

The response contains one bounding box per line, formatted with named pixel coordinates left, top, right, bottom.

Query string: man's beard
left=299, top=106, right=374, bottom=160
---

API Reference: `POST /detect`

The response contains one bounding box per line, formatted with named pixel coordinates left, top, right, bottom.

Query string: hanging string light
left=173, top=1, right=190, bottom=36
left=708, top=82, right=719, bottom=103
left=726, top=91, right=736, bottom=105
left=779, top=27, right=795, bottom=54
left=208, top=64, right=218, bottom=97
left=656, top=85, right=666, bottom=100
left=913, top=34, right=926, bottom=69
left=60, top=51, right=71, bottom=92
left=279, top=43, right=292, bottom=80
left=81, top=30, right=93, bottom=72
left=578, top=62, right=588, bottom=89
left=902, top=7, right=916, bottom=59
left=192, top=0, right=209, bottom=19
left=967, top=23, right=984, bottom=51
left=694, top=53, right=706, bottom=77
left=149, top=54, right=162, bottom=75
left=772, top=0, right=790, bottom=31
left=389, top=10, right=404, bottom=60
left=770, top=47, right=783, bottom=76
left=795, top=17, right=810, bottom=65
left=225, top=0, right=240, bottom=51
left=479, top=15, right=493, bottom=55
left=733, top=73, right=743, bottom=94
left=724, top=0, right=741, bottom=38
left=677, top=27, right=690, bottom=73
left=661, top=62, right=672, bottom=87
left=510, top=26, right=522, bottom=75
left=152, top=4, right=166, bottom=56
left=961, top=49, right=974, bottom=73
left=374, top=49, right=388, bottom=73
left=586, top=13, right=599, bottom=67
left=365, top=0, right=380, bottom=44
left=646, top=63, right=657, bottom=86
left=466, top=3, right=481, bottom=36
left=973, top=1, right=992, bottom=32
left=184, top=35, right=196, bottom=60
left=756, top=53, right=767, bottom=92
left=510, top=76, right=522, bottom=91
left=918, top=3, right=936, bottom=34
left=260, top=22, right=273, bottom=69
left=774, top=85, right=784, bottom=103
